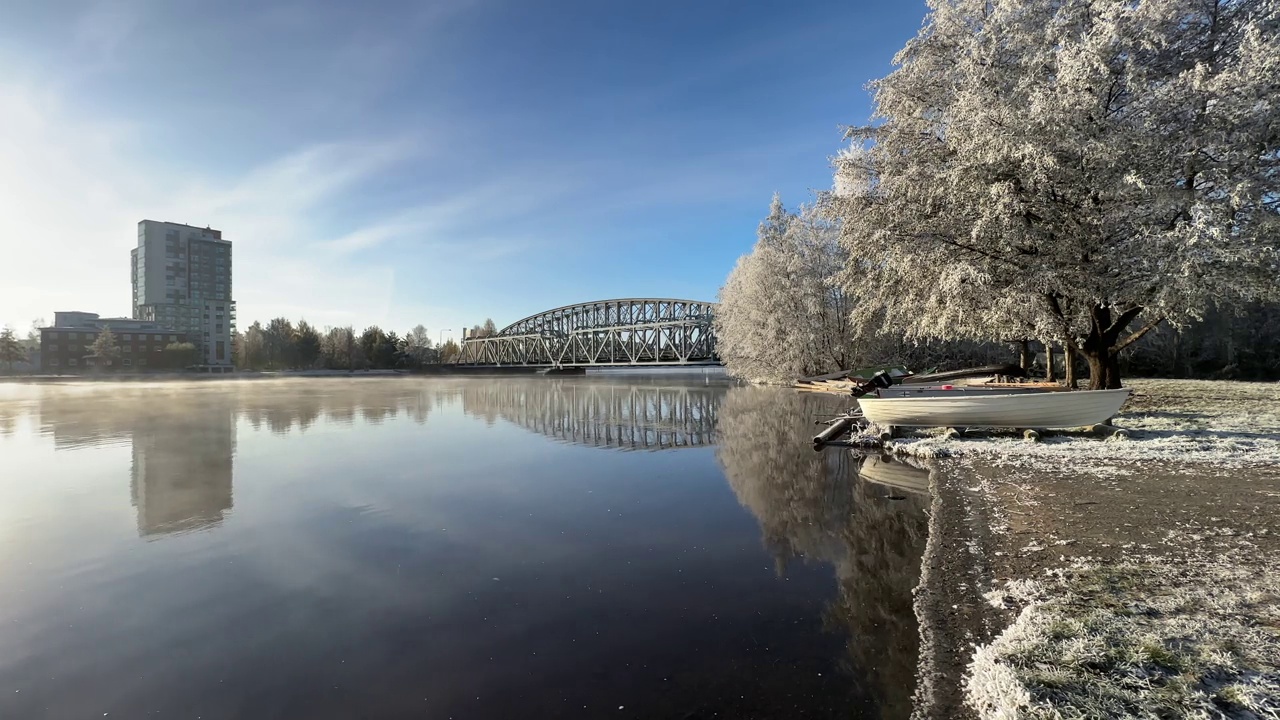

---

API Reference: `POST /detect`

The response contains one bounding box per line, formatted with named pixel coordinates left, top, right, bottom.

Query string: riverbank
left=896, top=380, right=1280, bottom=719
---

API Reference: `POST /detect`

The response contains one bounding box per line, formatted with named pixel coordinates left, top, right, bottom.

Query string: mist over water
left=0, top=377, right=928, bottom=719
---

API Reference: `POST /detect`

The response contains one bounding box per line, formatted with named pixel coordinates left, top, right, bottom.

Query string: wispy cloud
left=1, top=74, right=469, bottom=334
left=0, top=0, right=901, bottom=337
left=318, top=173, right=578, bottom=257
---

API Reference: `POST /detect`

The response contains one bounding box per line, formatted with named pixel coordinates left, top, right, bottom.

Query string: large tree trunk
left=1017, top=340, right=1031, bottom=370
left=1063, top=345, right=1077, bottom=388
left=1079, top=304, right=1164, bottom=390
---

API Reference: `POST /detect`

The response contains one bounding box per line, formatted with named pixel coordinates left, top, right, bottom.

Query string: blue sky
left=0, top=0, right=927, bottom=340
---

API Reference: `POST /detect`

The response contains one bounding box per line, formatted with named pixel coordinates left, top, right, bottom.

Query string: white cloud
left=0, top=74, right=522, bottom=337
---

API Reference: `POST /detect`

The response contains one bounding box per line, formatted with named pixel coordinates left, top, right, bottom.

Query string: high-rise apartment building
left=132, top=220, right=236, bottom=365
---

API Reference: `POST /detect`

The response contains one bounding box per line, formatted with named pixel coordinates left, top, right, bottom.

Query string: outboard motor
left=849, top=370, right=898, bottom=398
left=814, top=371, right=902, bottom=448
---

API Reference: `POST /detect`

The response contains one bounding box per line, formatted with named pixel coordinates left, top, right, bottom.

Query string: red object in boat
left=940, top=385, right=954, bottom=390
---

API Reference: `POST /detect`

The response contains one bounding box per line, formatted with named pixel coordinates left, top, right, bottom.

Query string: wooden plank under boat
left=856, top=388, right=1131, bottom=429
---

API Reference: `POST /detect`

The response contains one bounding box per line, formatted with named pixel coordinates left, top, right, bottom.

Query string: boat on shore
left=857, top=387, right=1131, bottom=429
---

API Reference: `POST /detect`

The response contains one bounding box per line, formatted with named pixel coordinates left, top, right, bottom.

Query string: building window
left=49, top=358, right=59, bottom=367
left=168, top=335, right=177, bottom=342
left=122, top=358, right=132, bottom=367
left=122, top=334, right=132, bottom=340
left=216, top=340, right=225, bottom=360
left=154, top=346, right=162, bottom=352
left=138, top=358, right=147, bottom=367
left=68, top=358, right=78, bottom=366
left=123, top=346, right=132, bottom=353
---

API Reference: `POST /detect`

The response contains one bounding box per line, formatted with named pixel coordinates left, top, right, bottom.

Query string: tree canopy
left=231, top=318, right=443, bottom=371
left=828, top=0, right=1280, bottom=388
left=715, top=196, right=861, bottom=382
left=88, top=328, right=121, bottom=364
left=0, top=328, right=24, bottom=370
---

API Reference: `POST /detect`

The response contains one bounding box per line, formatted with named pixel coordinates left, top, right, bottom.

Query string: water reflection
left=460, top=378, right=720, bottom=450
left=24, top=381, right=456, bottom=536
left=716, top=386, right=930, bottom=720
left=1, top=378, right=930, bottom=719
left=130, top=402, right=235, bottom=536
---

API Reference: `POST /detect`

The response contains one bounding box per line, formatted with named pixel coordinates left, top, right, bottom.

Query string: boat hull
left=857, top=388, right=1131, bottom=429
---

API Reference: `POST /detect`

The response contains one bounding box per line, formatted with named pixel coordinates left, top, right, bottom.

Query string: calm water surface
left=0, top=377, right=928, bottom=719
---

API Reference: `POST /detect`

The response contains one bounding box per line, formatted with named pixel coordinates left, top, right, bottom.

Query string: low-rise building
left=40, top=312, right=189, bottom=373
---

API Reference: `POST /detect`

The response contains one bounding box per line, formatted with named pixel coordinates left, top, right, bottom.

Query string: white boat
left=857, top=387, right=1131, bottom=429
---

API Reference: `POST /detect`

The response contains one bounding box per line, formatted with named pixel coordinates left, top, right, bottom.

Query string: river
left=0, top=376, right=928, bottom=719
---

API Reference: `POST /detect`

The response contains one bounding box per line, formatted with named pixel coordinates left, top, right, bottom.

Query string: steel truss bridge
left=455, top=298, right=718, bottom=367
left=461, top=381, right=719, bottom=451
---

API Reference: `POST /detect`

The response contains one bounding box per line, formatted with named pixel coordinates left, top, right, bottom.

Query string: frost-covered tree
left=403, top=324, right=437, bottom=366
left=830, top=0, right=1280, bottom=389
left=87, top=328, right=121, bottom=367
left=715, top=195, right=861, bottom=383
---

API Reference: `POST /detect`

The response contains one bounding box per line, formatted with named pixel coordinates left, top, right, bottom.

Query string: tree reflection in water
left=717, top=385, right=929, bottom=720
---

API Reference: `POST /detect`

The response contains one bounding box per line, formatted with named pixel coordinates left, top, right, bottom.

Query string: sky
left=0, top=0, right=928, bottom=342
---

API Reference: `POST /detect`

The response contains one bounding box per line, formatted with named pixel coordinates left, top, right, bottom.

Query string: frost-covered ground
left=860, top=379, right=1280, bottom=471
left=870, top=380, right=1280, bottom=719
left=969, top=558, right=1280, bottom=720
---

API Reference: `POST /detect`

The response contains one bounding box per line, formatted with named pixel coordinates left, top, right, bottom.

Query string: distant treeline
left=1121, top=305, right=1280, bottom=382
left=951, top=306, right=1280, bottom=382
left=232, top=317, right=501, bottom=371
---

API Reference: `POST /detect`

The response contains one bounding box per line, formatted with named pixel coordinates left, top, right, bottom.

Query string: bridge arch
left=457, top=298, right=718, bottom=367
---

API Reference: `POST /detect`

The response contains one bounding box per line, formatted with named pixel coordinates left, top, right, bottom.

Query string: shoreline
left=0, top=367, right=578, bottom=384
left=904, top=379, right=1280, bottom=719
left=910, top=461, right=1001, bottom=720
left=0, top=365, right=728, bottom=384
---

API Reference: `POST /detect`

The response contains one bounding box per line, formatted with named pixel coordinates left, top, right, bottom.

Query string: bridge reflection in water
left=460, top=379, right=721, bottom=450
